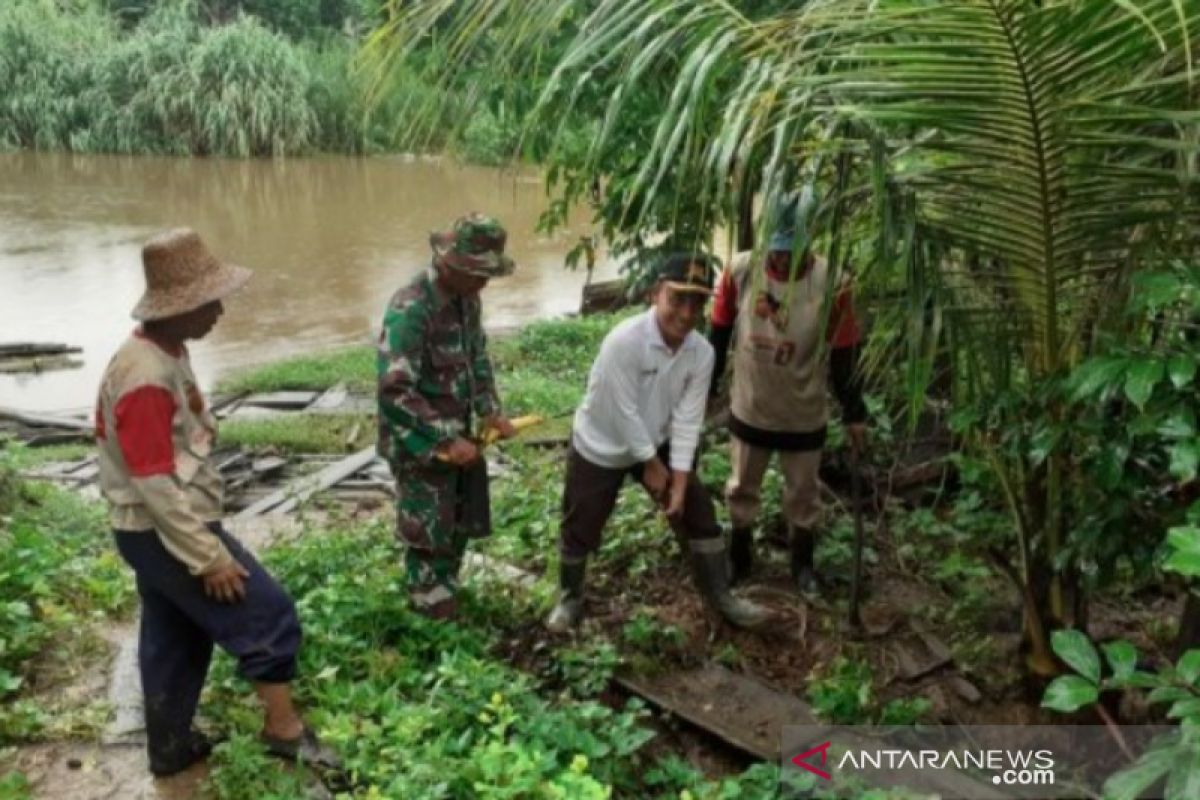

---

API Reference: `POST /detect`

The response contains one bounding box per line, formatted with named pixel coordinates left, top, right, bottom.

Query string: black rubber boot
left=546, top=557, right=587, bottom=633
left=790, top=525, right=819, bottom=598
left=729, top=527, right=754, bottom=584
left=148, top=730, right=215, bottom=777
left=690, top=539, right=772, bottom=629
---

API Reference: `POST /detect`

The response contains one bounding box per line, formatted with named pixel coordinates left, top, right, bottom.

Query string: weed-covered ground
left=1, top=312, right=1186, bottom=799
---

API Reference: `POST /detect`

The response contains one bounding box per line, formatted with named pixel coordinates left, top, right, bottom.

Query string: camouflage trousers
left=391, top=460, right=487, bottom=608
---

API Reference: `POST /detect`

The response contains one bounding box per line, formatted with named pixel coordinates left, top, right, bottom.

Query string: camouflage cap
left=429, top=213, right=516, bottom=278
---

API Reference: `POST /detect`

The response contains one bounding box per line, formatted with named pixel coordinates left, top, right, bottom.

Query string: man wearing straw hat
left=95, top=230, right=339, bottom=776
left=708, top=187, right=868, bottom=596
left=377, top=213, right=517, bottom=620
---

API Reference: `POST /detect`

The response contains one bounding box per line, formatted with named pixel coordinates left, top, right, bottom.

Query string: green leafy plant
left=375, top=0, right=1200, bottom=681
left=1042, top=629, right=1200, bottom=800
left=622, top=610, right=685, bottom=654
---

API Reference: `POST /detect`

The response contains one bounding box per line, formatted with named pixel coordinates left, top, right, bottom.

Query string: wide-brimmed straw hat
left=131, top=229, right=252, bottom=321
left=429, top=213, right=516, bottom=278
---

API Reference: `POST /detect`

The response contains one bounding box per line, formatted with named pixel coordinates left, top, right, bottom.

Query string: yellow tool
left=479, top=414, right=544, bottom=446
left=435, top=414, right=545, bottom=461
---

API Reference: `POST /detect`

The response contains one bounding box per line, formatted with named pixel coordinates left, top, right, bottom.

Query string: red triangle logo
left=791, top=741, right=833, bottom=780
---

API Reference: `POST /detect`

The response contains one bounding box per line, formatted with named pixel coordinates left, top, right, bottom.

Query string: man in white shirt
left=546, top=254, right=772, bottom=632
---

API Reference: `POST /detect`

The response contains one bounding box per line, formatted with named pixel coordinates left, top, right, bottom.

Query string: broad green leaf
left=1029, top=426, right=1059, bottom=466
left=1165, top=527, right=1200, bottom=577
left=1052, top=629, right=1101, bottom=684
left=1103, top=641, right=1138, bottom=683
left=1042, top=676, right=1098, bottom=713
left=1165, top=751, right=1200, bottom=800
left=1165, top=549, right=1200, bottom=579
left=1158, top=407, right=1196, bottom=440
left=1125, top=360, right=1165, bottom=410
left=1149, top=686, right=1194, bottom=705
left=1070, top=357, right=1127, bottom=402
left=1170, top=442, right=1200, bottom=483
left=1097, top=444, right=1129, bottom=489
left=1134, top=272, right=1183, bottom=309
left=1120, top=672, right=1162, bottom=689
left=1168, top=356, right=1197, bottom=390
left=1178, top=650, right=1200, bottom=686
left=1103, top=744, right=1177, bottom=800
left=1167, top=698, right=1200, bottom=720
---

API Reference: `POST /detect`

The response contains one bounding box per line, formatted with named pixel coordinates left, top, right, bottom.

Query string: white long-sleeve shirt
left=572, top=309, right=714, bottom=472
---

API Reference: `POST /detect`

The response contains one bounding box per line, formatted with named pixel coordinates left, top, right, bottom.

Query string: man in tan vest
left=708, top=188, right=868, bottom=595
left=95, top=230, right=339, bottom=776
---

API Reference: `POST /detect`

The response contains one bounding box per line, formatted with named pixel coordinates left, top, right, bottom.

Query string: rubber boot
left=689, top=539, right=772, bottom=629
left=149, top=730, right=215, bottom=777
left=790, top=525, right=819, bottom=598
left=729, top=527, right=754, bottom=584
left=545, top=557, right=587, bottom=633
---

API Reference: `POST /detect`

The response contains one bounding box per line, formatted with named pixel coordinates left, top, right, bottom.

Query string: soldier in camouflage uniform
left=377, top=214, right=517, bottom=619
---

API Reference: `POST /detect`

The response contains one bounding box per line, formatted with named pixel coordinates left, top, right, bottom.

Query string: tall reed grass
left=0, top=0, right=436, bottom=157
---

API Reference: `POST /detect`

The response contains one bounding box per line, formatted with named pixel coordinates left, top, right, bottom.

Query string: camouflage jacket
left=377, top=268, right=500, bottom=465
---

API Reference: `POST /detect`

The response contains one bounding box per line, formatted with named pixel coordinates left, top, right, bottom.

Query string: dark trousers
left=559, top=444, right=721, bottom=560
left=113, top=522, right=301, bottom=764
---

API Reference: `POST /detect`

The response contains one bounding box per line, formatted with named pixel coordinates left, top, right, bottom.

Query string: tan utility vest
left=96, top=335, right=224, bottom=530
left=730, top=251, right=830, bottom=433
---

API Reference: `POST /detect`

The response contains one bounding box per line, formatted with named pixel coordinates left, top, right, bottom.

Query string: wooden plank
left=25, top=431, right=92, bottom=448
left=309, top=383, right=349, bottom=411
left=616, top=663, right=821, bottom=761
left=210, top=392, right=248, bottom=419
left=0, top=355, right=84, bottom=374
left=0, top=407, right=92, bottom=431
left=234, top=446, right=378, bottom=518
left=241, top=391, right=320, bottom=410
left=581, top=278, right=633, bottom=315
left=64, top=454, right=99, bottom=474
left=0, top=343, right=82, bottom=358
left=251, top=456, right=288, bottom=478
left=619, top=664, right=1006, bottom=799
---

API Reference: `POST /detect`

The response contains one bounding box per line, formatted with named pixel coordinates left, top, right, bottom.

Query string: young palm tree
left=372, top=0, right=1200, bottom=673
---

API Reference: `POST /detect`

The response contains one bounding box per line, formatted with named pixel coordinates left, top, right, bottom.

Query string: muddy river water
left=0, top=152, right=610, bottom=411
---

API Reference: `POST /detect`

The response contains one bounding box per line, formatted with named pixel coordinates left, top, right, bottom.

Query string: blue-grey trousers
left=113, top=522, right=301, bottom=765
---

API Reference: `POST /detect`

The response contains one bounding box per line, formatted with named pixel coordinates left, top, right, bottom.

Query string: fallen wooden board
left=234, top=446, right=378, bottom=517
left=252, top=456, right=288, bottom=477
left=0, top=407, right=92, bottom=431
left=25, top=430, right=93, bottom=448
left=309, top=383, right=349, bottom=411
left=616, top=663, right=822, bottom=761
left=0, top=342, right=82, bottom=358
left=241, top=391, right=320, bottom=410
left=0, top=355, right=83, bottom=374
left=619, top=664, right=1007, bottom=799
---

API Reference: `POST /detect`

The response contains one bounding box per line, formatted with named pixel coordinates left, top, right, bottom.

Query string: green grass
left=217, top=347, right=375, bottom=396
left=218, top=413, right=373, bottom=454
left=0, top=441, right=91, bottom=472
left=0, top=448, right=136, bottom=741
left=199, top=515, right=784, bottom=799
left=216, top=313, right=625, bottom=408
